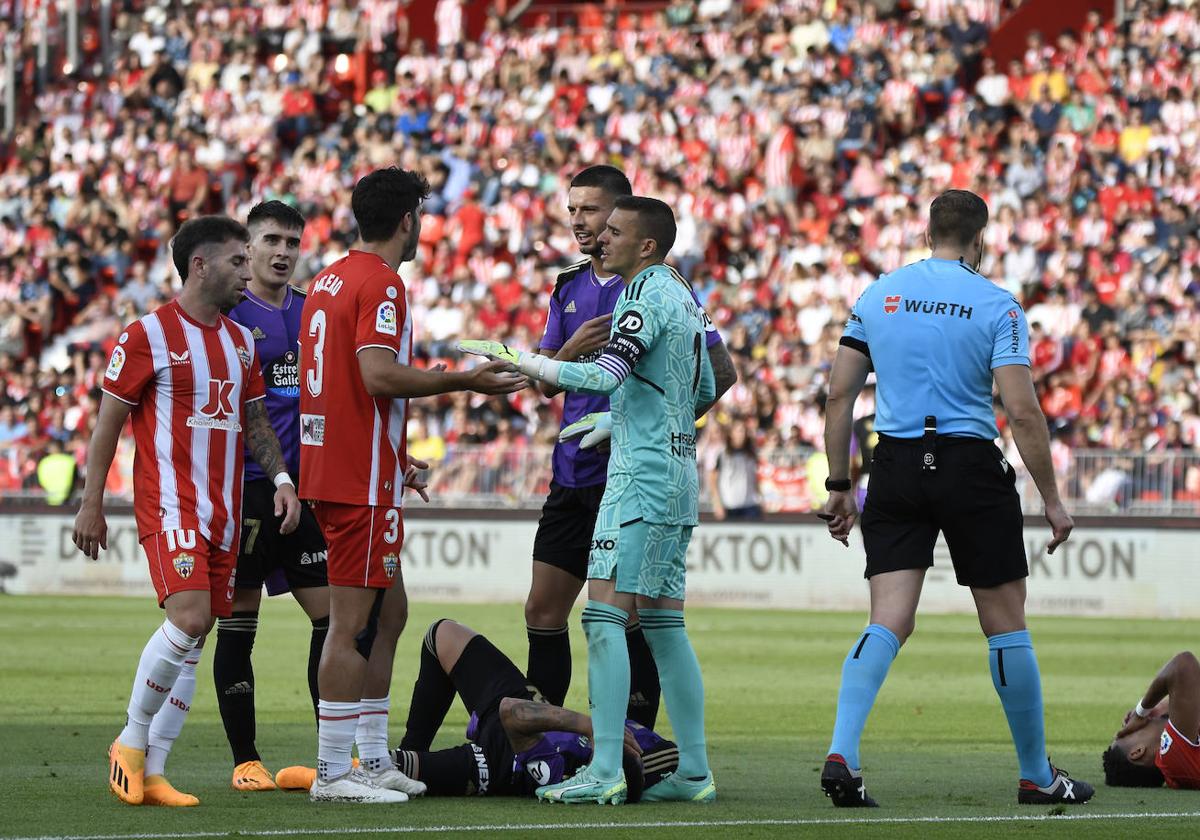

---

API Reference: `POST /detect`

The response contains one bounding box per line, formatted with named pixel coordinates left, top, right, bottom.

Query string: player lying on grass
left=275, top=619, right=679, bottom=799
left=1104, top=651, right=1200, bottom=789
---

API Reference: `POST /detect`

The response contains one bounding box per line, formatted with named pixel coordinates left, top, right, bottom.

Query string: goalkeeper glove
left=457, top=339, right=523, bottom=366
left=559, top=412, right=612, bottom=449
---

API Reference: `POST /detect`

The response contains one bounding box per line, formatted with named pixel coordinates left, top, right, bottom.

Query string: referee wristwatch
left=825, top=477, right=852, bottom=492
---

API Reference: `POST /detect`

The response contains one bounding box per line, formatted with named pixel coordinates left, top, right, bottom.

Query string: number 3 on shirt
left=307, top=310, right=326, bottom=396
left=384, top=508, right=400, bottom=544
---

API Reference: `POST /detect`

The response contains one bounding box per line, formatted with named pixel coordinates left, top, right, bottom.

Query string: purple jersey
left=511, top=720, right=674, bottom=793
left=540, top=261, right=723, bottom=488
left=228, top=286, right=304, bottom=483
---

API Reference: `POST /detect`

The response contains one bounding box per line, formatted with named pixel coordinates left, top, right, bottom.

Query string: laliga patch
left=106, top=346, right=127, bottom=381
left=617, top=310, right=644, bottom=334
left=382, top=553, right=399, bottom=579
left=1162, top=729, right=1173, bottom=755
left=376, top=301, right=398, bottom=336
left=173, top=552, right=195, bottom=580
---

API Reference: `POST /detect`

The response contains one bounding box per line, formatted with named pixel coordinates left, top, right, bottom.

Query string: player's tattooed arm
left=696, top=342, right=736, bottom=417
left=244, top=399, right=287, bottom=478
left=499, top=697, right=592, bottom=753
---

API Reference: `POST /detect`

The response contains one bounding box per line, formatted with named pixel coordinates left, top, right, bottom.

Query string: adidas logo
left=251, top=327, right=267, bottom=340
left=564, top=300, right=577, bottom=313
left=224, top=681, right=254, bottom=696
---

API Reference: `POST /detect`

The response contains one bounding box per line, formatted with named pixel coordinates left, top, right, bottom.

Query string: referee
left=817, top=190, right=1094, bottom=808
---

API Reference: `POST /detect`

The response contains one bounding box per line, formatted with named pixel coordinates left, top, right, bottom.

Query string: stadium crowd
left=1, top=0, right=1199, bottom=509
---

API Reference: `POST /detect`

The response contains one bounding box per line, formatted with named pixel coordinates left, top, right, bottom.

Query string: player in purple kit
left=523, top=166, right=736, bottom=726
left=392, top=619, right=677, bottom=799
left=214, top=201, right=331, bottom=792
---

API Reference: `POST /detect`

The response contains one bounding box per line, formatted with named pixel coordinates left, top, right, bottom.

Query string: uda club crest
left=173, top=552, right=195, bottom=580
left=884, top=295, right=902, bottom=314
left=382, top=553, right=399, bottom=579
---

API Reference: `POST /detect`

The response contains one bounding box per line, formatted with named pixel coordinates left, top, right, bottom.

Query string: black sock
left=526, top=624, right=570, bottom=706
left=308, top=615, right=329, bottom=726
left=213, top=610, right=260, bottom=765
left=400, top=621, right=457, bottom=751
left=626, top=621, right=661, bottom=729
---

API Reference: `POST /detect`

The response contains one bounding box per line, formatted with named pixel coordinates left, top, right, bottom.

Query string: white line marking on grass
left=13, top=812, right=1200, bottom=840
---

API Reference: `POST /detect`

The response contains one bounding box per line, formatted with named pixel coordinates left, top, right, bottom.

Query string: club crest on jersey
left=382, top=553, right=399, bottom=579
left=237, top=344, right=253, bottom=369
left=1162, top=728, right=1174, bottom=755
left=251, top=326, right=267, bottom=340
left=884, top=295, right=902, bottom=314
left=376, top=301, right=397, bottom=336
left=105, top=346, right=127, bottom=381
left=118, top=332, right=129, bottom=344
left=173, top=553, right=195, bottom=580
left=564, top=300, right=577, bottom=314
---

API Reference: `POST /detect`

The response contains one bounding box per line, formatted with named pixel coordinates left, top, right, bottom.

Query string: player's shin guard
left=355, top=695, right=391, bottom=773
left=213, top=611, right=260, bottom=764
left=145, top=647, right=203, bottom=777
left=120, top=620, right=200, bottom=750
left=526, top=624, right=570, bottom=706
left=581, top=601, right=630, bottom=781
left=625, top=621, right=661, bottom=729
left=639, top=609, right=709, bottom=779
left=400, top=622, right=457, bottom=751
left=988, top=630, right=1053, bottom=787
left=308, top=616, right=329, bottom=724
left=828, top=624, right=900, bottom=770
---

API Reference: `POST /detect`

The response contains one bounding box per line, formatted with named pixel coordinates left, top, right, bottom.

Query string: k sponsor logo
left=376, top=301, right=398, bottom=336
left=883, top=295, right=901, bottom=314
left=190, top=379, right=241, bottom=431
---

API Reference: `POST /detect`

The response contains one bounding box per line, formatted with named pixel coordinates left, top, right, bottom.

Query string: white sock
left=120, top=620, right=200, bottom=750
left=355, top=695, right=391, bottom=772
left=145, top=646, right=203, bottom=777
left=317, top=700, right=359, bottom=781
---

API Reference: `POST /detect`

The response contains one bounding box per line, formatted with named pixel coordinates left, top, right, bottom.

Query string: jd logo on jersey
left=617, top=311, right=644, bottom=333
left=884, top=295, right=902, bottom=314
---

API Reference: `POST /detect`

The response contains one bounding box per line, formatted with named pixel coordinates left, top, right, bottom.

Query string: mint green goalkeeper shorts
left=587, top=483, right=693, bottom=600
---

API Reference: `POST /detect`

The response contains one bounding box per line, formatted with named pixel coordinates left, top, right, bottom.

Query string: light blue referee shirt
left=840, top=258, right=1030, bottom=440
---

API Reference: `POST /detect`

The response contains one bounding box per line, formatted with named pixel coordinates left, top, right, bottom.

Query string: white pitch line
left=11, top=811, right=1200, bottom=840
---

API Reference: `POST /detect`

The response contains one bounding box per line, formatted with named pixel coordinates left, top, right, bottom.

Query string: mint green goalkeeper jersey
left=555, top=264, right=716, bottom=525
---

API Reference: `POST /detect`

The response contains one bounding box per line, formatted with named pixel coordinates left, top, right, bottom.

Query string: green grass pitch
left=2, top=596, right=1199, bottom=839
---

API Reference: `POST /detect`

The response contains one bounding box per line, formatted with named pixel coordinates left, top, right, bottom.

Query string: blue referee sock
left=828, top=624, right=900, bottom=770
left=988, top=630, right=1053, bottom=787
left=640, top=608, right=710, bottom=779
left=581, top=601, right=630, bottom=781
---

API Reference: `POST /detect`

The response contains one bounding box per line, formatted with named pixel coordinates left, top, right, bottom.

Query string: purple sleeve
left=688, top=287, right=723, bottom=349
left=539, top=294, right=565, bottom=352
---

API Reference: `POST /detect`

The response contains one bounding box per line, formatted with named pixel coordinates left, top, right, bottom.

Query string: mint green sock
left=639, top=608, right=709, bottom=779
left=581, top=600, right=630, bottom=781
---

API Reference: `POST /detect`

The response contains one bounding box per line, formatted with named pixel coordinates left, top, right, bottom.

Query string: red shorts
left=142, top=529, right=237, bottom=618
left=311, top=502, right=404, bottom=588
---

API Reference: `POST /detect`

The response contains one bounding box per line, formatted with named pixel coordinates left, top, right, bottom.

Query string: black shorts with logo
left=861, top=435, right=1027, bottom=588
left=237, top=478, right=328, bottom=591
left=531, top=480, right=606, bottom=580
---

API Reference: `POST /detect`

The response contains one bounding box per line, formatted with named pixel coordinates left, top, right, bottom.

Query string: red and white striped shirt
left=101, top=301, right=265, bottom=551
left=299, top=251, right=413, bottom=508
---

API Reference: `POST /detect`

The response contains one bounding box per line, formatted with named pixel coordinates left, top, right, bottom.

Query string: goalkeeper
left=460, top=195, right=718, bottom=805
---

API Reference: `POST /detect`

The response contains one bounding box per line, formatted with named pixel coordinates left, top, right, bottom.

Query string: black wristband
left=825, top=478, right=852, bottom=492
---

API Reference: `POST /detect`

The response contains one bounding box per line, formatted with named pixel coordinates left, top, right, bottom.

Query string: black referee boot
left=821, top=754, right=879, bottom=807
left=1017, top=764, right=1094, bottom=805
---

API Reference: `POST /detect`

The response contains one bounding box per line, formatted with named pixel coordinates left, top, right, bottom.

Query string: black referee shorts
left=861, top=435, right=1027, bottom=588
left=531, top=480, right=606, bottom=580
left=236, top=478, right=328, bottom=591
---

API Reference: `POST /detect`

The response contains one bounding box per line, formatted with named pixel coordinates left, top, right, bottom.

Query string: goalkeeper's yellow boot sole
left=143, top=774, right=199, bottom=806
left=108, top=740, right=145, bottom=805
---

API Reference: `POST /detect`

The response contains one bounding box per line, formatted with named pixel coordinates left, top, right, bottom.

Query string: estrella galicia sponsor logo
left=883, top=295, right=901, bottom=314
left=591, top=538, right=616, bottom=552
left=902, top=299, right=974, bottom=319
left=300, top=413, right=325, bottom=446
left=267, top=351, right=301, bottom=398
left=671, top=431, right=697, bottom=458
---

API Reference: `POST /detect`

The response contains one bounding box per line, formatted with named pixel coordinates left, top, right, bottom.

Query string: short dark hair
left=928, top=189, right=989, bottom=249
left=1101, top=744, right=1165, bottom=787
left=351, top=167, right=431, bottom=243
left=171, top=216, right=249, bottom=282
left=613, top=195, right=676, bottom=259
left=570, top=165, right=632, bottom=197
left=247, top=200, right=306, bottom=233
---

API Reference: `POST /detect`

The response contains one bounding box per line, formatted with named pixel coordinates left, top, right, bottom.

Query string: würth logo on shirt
left=187, top=379, right=241, bottom=432
left=884, top=295, right=902, bottom=314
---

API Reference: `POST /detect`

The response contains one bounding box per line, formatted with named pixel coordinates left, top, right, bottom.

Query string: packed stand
left=0, top=0, right=1198, bottom=511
